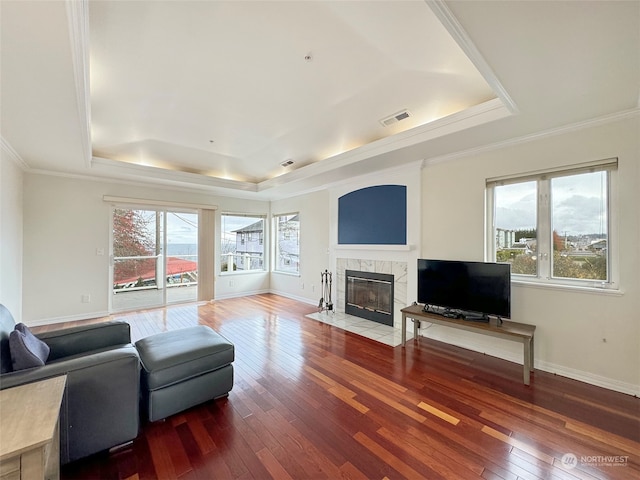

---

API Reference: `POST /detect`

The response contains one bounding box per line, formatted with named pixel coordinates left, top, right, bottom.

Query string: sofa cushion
left=9, top=323, right=50, bottom=370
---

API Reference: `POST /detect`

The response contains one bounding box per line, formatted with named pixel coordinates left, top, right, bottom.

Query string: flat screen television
left=417, top=259, right=511, bottom=320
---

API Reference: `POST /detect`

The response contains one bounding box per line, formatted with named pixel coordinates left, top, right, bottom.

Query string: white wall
left=270, top=189, right=330, bottom=305
left=0, top=154, right=24, bottom=319
left=420, top=116, right=640, bottom=395
left=22, top=174, right=270, bottom=323
left=16, top=114, right=639, bottom=394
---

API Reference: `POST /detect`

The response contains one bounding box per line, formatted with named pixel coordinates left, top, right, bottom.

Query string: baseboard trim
left=268, top=289, right=318, bottom=307
left=419, top=329, right=639, bottom=397
left=27, top=310, right=110, bottom=327
left=534, top=360, right=640, bottom=397
left=214, top=289, right=270, bottom=301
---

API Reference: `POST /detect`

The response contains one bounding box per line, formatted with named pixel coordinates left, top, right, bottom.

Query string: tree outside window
left=113, top=209, right=157, bottom=288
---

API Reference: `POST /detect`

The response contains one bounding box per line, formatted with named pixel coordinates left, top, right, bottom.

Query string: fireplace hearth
left=345, top=270, right=394, bottom=326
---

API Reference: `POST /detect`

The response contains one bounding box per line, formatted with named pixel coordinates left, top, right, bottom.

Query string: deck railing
left=113, top=254, right=198, bottom=292
left=221, top=252, right=264, bottom=272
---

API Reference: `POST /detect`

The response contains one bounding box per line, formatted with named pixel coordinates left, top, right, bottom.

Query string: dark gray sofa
left=0, top=304, right=140, bottom=464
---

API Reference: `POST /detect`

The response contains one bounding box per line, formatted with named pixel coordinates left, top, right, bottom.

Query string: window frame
left=486, top=159, right=619, bottom=291
left=273, top=212, right=300, bottom=275
left=220, top=212, right=267, bottom=275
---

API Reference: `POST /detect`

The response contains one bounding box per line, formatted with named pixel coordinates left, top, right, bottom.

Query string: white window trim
left=486, top=159, right=619, bottom=292
left=220, top=212, right=268, bottom=275
left=273, top=212, right=300, bottom=275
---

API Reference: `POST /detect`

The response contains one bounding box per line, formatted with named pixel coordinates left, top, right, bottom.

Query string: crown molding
left=1, top=136, right=30, bottom=170
left=427, top=0, right=519, bottom=115
left=65, top=0, right=92, bottom=168
left=83, top=97, right=509, bottom=198
left=91, top=156, right=259, bottom=192
left=24, top=166, right=267, bottom=202
left=424, top=107, right=640, bottom=166
left=103, top=195, right=218, bottom=211
left=258, top=97, right=511, bottom=192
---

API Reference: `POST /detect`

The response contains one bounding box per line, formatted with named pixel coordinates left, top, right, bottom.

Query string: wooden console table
left=0, top=375, right=67, bottom=480
left=401, top=304, right=535, bottom=385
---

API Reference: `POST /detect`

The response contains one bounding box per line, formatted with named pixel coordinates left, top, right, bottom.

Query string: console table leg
left=523, top=339, right=532, bottom=385
left=530, top=336, right=535, bottom=371
left=401, top=313, right=407, bottom=346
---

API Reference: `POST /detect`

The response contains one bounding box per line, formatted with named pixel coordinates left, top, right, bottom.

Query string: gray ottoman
left=135, top=326, right=234, bottom=421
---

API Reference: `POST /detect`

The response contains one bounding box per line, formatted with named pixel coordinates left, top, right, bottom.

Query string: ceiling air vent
left=280, top=159, right=294, bottom=167
left=380, top=109, right=411, bottom=127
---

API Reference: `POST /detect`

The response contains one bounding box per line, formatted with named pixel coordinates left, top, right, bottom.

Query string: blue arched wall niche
left=338, top=185, right=407, bottom=245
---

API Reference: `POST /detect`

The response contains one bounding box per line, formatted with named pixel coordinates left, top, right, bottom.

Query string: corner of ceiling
left=65, top=0, right=93, bottom=169
left=426, top=0, right=519, bottom=115
left=1, top=136, right=30, bottom=170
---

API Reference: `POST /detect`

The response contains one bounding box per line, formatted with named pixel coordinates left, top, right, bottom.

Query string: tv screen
left=417, top=259, right=511, bottom=319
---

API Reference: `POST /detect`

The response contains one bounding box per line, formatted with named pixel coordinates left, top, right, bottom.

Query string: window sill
left=219, top=270, right=267, bottom=276
left=272, top=270, right=301, bottom=277
left=334, top=244, right=414, bottom=251
left=512, top=279, right=623, bottom=296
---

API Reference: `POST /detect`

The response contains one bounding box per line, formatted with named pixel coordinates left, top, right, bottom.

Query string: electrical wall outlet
left=81, top=294, right=91, bottom=303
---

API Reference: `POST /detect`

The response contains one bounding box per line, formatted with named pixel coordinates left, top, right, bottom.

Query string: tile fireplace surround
left=336, top=258, right=408, bottom=329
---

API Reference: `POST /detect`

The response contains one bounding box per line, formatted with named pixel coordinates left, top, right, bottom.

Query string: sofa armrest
left=36, top=321, right=131, bottom=361
left=0, top=345, right=141, bottom=463
left=0, top=345, right=138, bottom=390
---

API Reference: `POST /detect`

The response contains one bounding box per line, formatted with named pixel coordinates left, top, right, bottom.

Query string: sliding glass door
left=111, top=207, right=198, bottom=312
left=165, top=211, right=198, bottom=304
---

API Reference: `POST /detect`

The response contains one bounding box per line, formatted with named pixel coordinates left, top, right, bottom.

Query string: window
left=487, top=159, right=617, bottom=288
left=220, top=214, right=266, bottom=272
left=111, top=207, right=199, bottom=311
left=274, top=213, right=300, bottom=274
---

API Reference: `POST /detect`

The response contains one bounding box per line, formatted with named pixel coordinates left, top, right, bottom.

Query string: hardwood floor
left=34, top=294, right=639, bottom=480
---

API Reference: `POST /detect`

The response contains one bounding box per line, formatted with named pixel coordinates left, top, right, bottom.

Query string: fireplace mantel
left=334, top=244, right=414, bottom=251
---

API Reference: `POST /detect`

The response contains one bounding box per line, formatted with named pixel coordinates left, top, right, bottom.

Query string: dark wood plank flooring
left=33, top=294, right=640, bottom=480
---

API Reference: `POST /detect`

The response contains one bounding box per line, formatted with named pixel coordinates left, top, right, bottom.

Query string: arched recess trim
left=338, top=185, right=407, bottom=245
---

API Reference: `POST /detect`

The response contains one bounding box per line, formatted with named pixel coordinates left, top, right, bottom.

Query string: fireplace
left=345, top=270, right=394, bottom=326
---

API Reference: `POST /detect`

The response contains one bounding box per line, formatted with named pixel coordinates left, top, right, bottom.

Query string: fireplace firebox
left=345, top=270, right=394, bottom=326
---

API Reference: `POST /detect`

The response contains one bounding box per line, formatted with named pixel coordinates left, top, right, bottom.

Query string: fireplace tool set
left=318, top=269, right=333, bottom=312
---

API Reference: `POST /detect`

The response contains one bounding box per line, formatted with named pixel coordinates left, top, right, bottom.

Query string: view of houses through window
left=490, top=166, right=612, bottom=284
left=220, top=214, right=266, bottom=272
left=274, top=213, right=300, bottom=274
left=221, top=213, right=300, bottom=275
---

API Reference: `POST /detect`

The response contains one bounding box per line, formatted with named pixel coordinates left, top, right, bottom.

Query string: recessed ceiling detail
left=87, top=0, right=497, bottom=184
left=5, top=1, right=635, bottom=200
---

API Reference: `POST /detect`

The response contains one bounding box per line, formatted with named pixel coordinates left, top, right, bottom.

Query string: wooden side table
left=0, top=375, right=67, bottom=480
left=401, top=304, right=536, bottom=385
